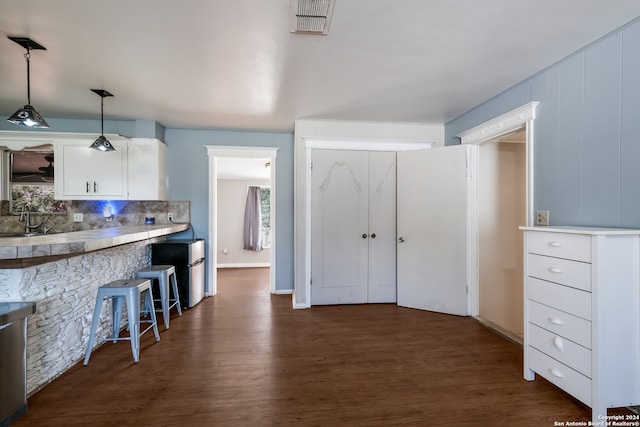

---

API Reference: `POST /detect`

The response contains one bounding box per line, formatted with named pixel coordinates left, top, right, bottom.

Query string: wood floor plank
left=13, top=267, right=632, bottom=426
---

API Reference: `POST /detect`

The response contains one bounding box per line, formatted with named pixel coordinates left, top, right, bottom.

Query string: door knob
left=371, top=233, right=376, bottom=238
left=362, top=234, right=368, bottom=239
left=398, top=237, right=405, bottom=243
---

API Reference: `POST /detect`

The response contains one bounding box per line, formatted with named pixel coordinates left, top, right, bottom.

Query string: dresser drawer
left=528, top=300, right=591, bottom=349
left=528, top=347, right=592, bottom=406
left=528, top=324, right=591, bottom=377
left=528, top=253, right=591, bottom=291
left=528, top=277, right=591, bottom=320
left=527, top=231, right=591, bottom=262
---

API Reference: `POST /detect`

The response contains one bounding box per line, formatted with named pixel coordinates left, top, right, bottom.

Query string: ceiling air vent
left=290, top=0, right=336, bottom=35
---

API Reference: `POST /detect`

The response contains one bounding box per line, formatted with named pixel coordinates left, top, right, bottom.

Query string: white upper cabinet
left=127, top=138, right=167, bottom=200
left=54, top=136, right=128, bottom=200
left=1, top=131, right=168, bottom=201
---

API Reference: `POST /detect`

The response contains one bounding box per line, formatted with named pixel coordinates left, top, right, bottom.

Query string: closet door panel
left=397, top=145, right=469, bottom=316
left=368, top=151, right=397, bottom=303
left=311, top=150, right=369, bottom=305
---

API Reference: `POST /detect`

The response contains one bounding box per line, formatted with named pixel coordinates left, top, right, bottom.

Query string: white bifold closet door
left=311, top=149, right=396, bottom=305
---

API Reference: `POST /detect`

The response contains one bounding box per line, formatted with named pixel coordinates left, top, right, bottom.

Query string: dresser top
left=519, top=225, right=640, bottom=235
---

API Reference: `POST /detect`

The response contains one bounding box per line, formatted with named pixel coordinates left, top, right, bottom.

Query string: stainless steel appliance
left=1, top=302, right=36, bottom=427
left=151, top=239, right=205, bottom=308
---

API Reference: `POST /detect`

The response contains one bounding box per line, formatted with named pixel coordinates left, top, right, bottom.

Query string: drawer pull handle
left=548, top=267, right=563, bottom=274
left=553, top=336, right=564, bottom=352
left=548, top=241, right=563, bottom=248
left=549, top=368, right=565, bottom=379
left=548, top=317, right=565, bottom=326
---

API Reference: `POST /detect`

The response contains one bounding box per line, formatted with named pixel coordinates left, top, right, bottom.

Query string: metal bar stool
left=136, top=265, right=182, bottom=330
left=84, top=279, right=160, bottom=365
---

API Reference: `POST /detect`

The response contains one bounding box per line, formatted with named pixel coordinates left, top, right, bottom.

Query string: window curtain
left=243, top=186, right=263, bottom=251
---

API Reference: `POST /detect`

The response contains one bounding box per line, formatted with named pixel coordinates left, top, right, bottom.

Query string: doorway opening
left=205, top=146, right=278, bottom=297
left=476, top=128, right=526, bottom=343
left=457, top=101, right=539, bottom=343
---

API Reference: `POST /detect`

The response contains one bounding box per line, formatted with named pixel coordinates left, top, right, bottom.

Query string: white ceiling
left=1, top=1, right=639, bottom=132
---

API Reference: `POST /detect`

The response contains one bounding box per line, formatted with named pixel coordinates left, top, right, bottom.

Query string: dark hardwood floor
left=14, top=267, right=630, bottom=426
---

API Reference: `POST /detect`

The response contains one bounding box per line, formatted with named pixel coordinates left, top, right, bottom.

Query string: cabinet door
left=128, top=138, right=167, bottom=200
left=56, top=141, right=127, bottom=199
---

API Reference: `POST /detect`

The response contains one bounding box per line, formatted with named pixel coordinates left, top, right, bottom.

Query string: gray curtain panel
left=243, top=186, right=263, bottom=251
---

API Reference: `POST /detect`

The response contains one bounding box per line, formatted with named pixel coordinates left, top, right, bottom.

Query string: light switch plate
left=73, top=213, right=83, bottom=222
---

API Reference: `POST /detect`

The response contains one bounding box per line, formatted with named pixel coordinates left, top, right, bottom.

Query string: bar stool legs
left=136, top=265, right=182, bottom=330
left=84, top=279, right=160, bottom=365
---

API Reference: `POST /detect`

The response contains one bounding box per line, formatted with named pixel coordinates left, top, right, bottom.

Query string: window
left=260, top=187, right=271, bottom=248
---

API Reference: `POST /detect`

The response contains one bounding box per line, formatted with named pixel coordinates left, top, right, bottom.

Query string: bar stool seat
left=136, top=265, right=182, bottom=330
left=84, top=279, right=160, bottom=365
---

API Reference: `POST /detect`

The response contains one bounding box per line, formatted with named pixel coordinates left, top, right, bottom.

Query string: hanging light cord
left=100, top=96, right=105, bottom=136
left=24, top=49, right=31, bottom=105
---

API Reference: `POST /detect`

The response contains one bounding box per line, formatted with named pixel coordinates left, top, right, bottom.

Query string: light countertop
left=0, top=223, right=189, bottom=268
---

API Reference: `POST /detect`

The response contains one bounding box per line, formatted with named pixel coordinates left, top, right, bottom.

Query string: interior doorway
left=216, top=157, right=272, bottom=292
left=205, top=146, right=279, bottom=297
left=476, top=129, right=526, bottom=342
left=456, top=101, right=538, bottom=343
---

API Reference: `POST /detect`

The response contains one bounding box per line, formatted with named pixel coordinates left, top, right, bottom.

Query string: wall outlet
left=536, top=210, right=549, bottom=226
left=168, top=212, right=174, bottom=222
left=73, top=213, right=84, bottom=222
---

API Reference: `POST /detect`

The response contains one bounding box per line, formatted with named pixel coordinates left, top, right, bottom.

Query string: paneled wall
left=446, top=17, right=640, bottom=228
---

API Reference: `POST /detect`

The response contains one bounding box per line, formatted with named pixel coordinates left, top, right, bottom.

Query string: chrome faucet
left=19, top=204, right=50, bottom=234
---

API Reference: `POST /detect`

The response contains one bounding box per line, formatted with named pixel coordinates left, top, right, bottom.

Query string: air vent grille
left=290, top=0, right=336, bottom=35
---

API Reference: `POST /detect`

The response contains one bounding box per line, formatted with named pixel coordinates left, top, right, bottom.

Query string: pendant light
left=89, top=89, right=115, bottom=152
left=7, top=36, right=49, bottom=128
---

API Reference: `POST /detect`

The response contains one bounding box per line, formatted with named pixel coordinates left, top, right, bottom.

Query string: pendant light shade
left=89, top=89, right=115, bottom=152
left=7, top=36, right=49, bottom=128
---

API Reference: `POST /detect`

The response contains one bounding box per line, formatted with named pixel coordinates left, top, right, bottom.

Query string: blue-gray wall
left=163, top=128, right=294, bottom=291
left=445, top=17, right=640, bottom=229
left=0, top=119, right=295, bottom=291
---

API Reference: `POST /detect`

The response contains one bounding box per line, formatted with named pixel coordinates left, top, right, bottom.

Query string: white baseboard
left=217, top=263, right=270, bottom=268
left=473, top=316, right=523, bottom=346
left=272, top=289, right=293, bottom=295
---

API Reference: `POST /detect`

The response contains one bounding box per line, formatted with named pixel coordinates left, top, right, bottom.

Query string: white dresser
left=521, top=226, right=640, bottom=423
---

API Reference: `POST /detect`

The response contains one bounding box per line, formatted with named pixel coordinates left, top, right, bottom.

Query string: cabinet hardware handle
left=398, top=237, right=405, bottom=243
left=549, top=368, right=565, bottom=379
left=94, top=182, right=97, bottom=193
left=549, top=241, right=563, bottom=247
left=362, top=234, right=368, bottom=239
left=553, top=336, right=564, bottom=352
left=371, top=233, right=376, bottom=238
left=86, top=182, right=90, bottom=193
left=548, top=317, right=565, bottom=326
left=548, top=267, right=563, bottom=274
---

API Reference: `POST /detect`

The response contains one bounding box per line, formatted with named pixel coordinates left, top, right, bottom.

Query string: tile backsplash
left=0, top=200, right=189, bottom=234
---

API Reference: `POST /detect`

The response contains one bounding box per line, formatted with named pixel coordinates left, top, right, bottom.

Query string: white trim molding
left=455, top=101, right=538, bottom=227
left=456, top=102, right=539, bottom=146
left=305, top=137, right=434, bottom=152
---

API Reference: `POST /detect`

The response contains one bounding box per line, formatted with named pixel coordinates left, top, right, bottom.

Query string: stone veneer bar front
left=0, top=223, right=189, bottom=395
